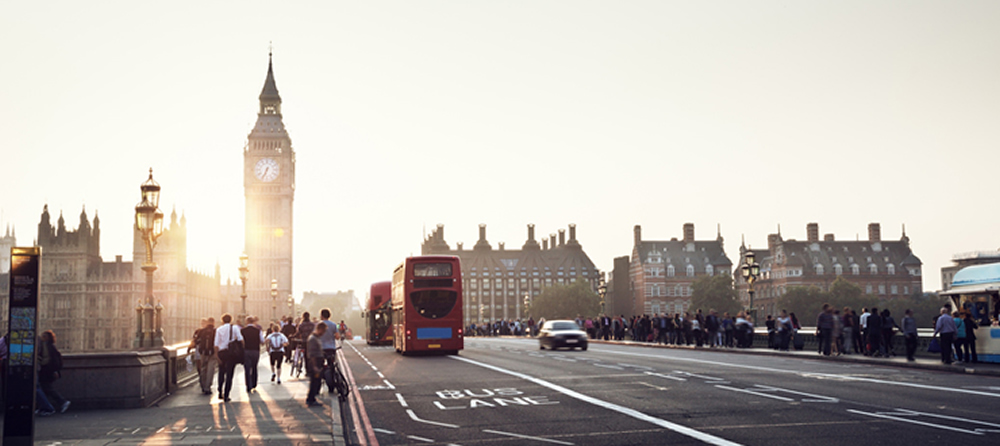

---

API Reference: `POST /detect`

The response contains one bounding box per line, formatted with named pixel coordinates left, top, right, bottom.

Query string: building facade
left=629, top=224, right=733, bottom=317
left=0, top=205, right=227, bottom=352
left=421, top=224, right=600, bottom=325
left=735, top=223, right=923, bottom=318
left=1, top=225, right=15, bottom=273
left=244, top=53, right=296, bottom=320
left=941, top=250, right=1000, bottom=291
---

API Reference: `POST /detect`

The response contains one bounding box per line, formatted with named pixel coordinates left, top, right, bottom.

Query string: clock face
left=254, top=158, right=280, bottom=182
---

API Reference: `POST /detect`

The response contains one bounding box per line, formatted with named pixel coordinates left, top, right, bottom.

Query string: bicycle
left=322, top=347, right=350, bottom=402
left=291, top=345, right=305, bottom=378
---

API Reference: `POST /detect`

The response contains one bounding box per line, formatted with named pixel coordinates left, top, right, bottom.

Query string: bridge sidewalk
left=4, top=355, right=340, bottom=445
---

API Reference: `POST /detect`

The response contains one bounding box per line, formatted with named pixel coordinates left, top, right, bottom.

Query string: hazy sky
left=3, top=1, right=999, bottom=301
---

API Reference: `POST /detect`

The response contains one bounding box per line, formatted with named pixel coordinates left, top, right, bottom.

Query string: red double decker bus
left=363, top=281, right=393, bottom=346
left=392, top=256, right=464, bottom=355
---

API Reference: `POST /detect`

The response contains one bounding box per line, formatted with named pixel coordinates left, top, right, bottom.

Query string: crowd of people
left=190, top=309, right=348, bottom=406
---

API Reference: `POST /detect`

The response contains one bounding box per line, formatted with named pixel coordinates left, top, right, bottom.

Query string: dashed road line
left=396, top=393, right=409, bottom=408
left=715, top=385, right=794, bottom=402
left=847, top=409, right=983, bottom=435
left=483, top=429, right=575, bottom=445
left=645, top=371, right=686, bottom=381
left=373, top=428, right=395, bottom=435
left=407, top=435, right=435, bottom=443
left=405, top=409, right=460, bottom=429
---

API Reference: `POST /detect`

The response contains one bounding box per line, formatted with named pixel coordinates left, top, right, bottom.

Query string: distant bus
left=392, top=256, right=464, bottom=355
left=363, top=281, right=393, bottom=346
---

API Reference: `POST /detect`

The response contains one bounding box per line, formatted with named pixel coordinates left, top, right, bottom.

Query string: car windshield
left=549, top=322, right=579, bottom=331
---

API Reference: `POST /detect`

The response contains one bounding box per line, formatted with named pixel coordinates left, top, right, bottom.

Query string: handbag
left=927, top=337, right=941, bottom=353
left=225, top=325, right=245, bottom=361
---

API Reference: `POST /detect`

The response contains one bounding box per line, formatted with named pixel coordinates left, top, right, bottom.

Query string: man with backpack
left=196, top=317, right=217, bottom=395
left=38, top=330, right=70, bottom=414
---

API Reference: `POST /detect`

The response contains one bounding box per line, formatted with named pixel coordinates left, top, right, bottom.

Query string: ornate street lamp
left=270, top=279, right=278, bottom=323
left=134, top=168, right=165, bottom=349
left=741, top=250, right=761, bottom=325
left=238, top=253, right=249, bottom=323
left=597, top=272, right=608, bottom=316
left=287, top=293, right=294, bottom=318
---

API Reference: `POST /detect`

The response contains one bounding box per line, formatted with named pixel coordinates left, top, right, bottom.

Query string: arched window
left=706, top=264, right=714, bottom=275
left=851, top=264, right=860, bottom=275
left=887, top=264, right=895, bottom=275
left=815, top=264, right=824, bottom=275
left=667, top=265, right=675, bottom=277
left=686, top=264, right=695, bottom=277
left=834, top=264, right=843, bottom=276
left=869, top=264, right=878, bottom=274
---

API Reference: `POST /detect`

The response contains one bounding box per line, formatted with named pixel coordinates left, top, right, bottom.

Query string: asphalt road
left=342, top=337, right=1000, bottom=446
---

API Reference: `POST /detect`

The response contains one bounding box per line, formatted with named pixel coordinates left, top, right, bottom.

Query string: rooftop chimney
left=499, top=242, right=505, bottom=251
left=457, top=242, right=463, bottom=250
left=824, top=234, right=835, bottom=242
left=542, top=239, right=549, bottom=250
left=634, top=225, right=642, bottom=246
left=550, top=234, right=556, bottom=250
left=523, top=223, right=540, bottom=250
left=868, top=223, right=881, bottom=242
left=767, top=233, right=780, bottom=251
left=807, top=223, right=819, bottom=242
left=528, top=224, right=535, bottom=241
left=558, top=229, right=565, bottom=246
left=683, top=223, right=695, bottom=243
left=474, top=224, right=492, bottom=251
left=568, top=224, right=577, bottom=242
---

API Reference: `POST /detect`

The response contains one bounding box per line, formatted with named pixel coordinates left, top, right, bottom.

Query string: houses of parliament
left=0, top=56, right=296, bottom=352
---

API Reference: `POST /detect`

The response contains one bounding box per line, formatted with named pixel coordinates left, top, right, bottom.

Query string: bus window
left=411, top=290, right=458, bottom=319
left=993, top=294, right=1000, bottom=325
left=414, top=263, right=453, bottom=277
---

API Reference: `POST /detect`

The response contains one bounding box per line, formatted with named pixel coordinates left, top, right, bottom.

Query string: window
left=878, top=285, right=886, bottom=295
left=869, top=264, right=878, bottom=274
left=903, top=286, right=909, bottom=295
left=667, top=265, right=675, bottom=277
left=646, top=285, right=653, bottom=297
left=891, top=285, right=898, bottom=294
left=865, top=284, right=873, bottom=294
left=834, top=264, right=843, bottom=276
left=887, top=264, right=895, bottom=275
left=686, top=264, right=695, bottom=277
left=851, top=264, right=860, bottom=275
left=815, top=264, right=824, bottom=275
left=706, top=264, right=714, bottom=275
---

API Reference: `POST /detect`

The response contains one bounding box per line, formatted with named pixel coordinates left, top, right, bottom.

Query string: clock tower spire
left=244, top=50, right=295, bottom=322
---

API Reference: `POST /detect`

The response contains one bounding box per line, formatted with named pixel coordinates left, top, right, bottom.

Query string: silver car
left=538, top=320, right=588, bottom=351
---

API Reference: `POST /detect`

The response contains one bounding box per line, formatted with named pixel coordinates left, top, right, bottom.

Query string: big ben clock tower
left=244, top=52, right=295, bottom=321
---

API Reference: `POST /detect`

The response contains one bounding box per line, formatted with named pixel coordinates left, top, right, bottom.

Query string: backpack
left=49, top=343, right=63, bottom=372
left=198, top=327, right=216, bottom=355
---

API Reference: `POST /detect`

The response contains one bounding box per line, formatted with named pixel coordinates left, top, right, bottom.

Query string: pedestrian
left=841, top=308, right=854, bottom=355
left=242, top=316, right=265, bottom=393
left=816, top=304, right=834, bottom=356
left=932, top=307, right=957, bottom=365
left=901, top=309, right=918, bottom=361
left=281, top=317, right=297, bottom=364
left=319, top=308, right=341, bottom=370
left=306, top=322, right=327, bottom=407
left=776, top=310, right=792, bottom=351
left=882, top=309, right=898, bottom=357
left=190, top=319, right=208, bottom=387
left=214, top=313, right=244, bottom=402
left=963, top=310, right=979, bottom=363
left=38, top=330, right=70, bottom=414
left=832, top=309, right=843, bottom=356
left=197, top=317, right=217, bottom=395
left=859, top=307, right=870, bottom=355
left=953, top=311, right=966, bottom=364
left=867, top=307, right=883, bottom=357
left=265, top=323, right=289, bottom=384
left=722, top=312, right=735, bottom=348
left=765, top=315, right=776, bottom=349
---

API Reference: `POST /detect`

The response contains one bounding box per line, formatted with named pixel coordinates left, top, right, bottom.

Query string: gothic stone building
left=735, top=223, right=923, bottom=318
left=629, top=223, right=733, bottom=317
left=421, top=224, right=600, bottom=325
left=0, top=206, right=226, bottom=352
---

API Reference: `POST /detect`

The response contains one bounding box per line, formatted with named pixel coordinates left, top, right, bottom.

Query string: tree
left=826, top=277, right=868, bottom=313
left=690, top=274, right=741, bottom=315
left=531, top=280, right=601, bottom=320
left=777, top=286, right=827, bottom=322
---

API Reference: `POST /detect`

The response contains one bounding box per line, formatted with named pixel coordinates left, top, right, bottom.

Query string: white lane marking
left=847, top=409, right=983, bottom=435
left=377, top=371, right=385, bottom=378
left=892, top=408, right=1000, bottom=428
left=638, top=382, right=670, bottom=391
left=645, top=371, right=686, bottom=381
left=674, top=371, right=724, bottom=381
left=715, top=385, right=794, bottom=402
left=407, top=435, right=435, bottom=443
left=617, top=363, right=653, bottom=370
left=483, top=429, right=574, bottom=445
left=370, top=365, right=378, bottom=371
left=406, top=409, right=460, bottom=429
left=582, top=346, right=1000, bottom=399
left=373, top=428, right=395, bottom=434
left=452, top=356, right=742, bottom=446
left=752, top=385, right=839, bottom=403
left=396, top=393, right=409, bottom=408
left=594, top=363, right=624, bottom=370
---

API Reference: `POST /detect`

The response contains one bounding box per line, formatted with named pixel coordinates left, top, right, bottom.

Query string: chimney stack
left=479, top=224, right=486, bottom=242
left=683, top=223, right=695, bottom=243
left=807, top=223, right=819, bottom=242
left=542, top=239, right=548, bottom=250
left=824, top=234, right=835, bottom=242
left=868, top=223, right=881, bottom=242
left=457, top=242, right=463, bottom=250
left=767, top=233, right=780, bottom=251
left=437, top=224, right=445, bottom=241
left=558, top=229, right=565, bottom=246
left=550, top=234, right=556, bottom=249
left=634, top=225, right=642, bottom=246
left=568, top=224, right=576, bottom=242
left=474, top=224, right=492, bottom=251
left=499, top=242, right=505, bottom=251
left=528, top=224, right=535, bottom=242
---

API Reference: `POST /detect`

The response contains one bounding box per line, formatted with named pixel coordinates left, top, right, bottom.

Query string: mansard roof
left=759, top=238, right=920, bottom=270
left=635, top=240, right=732, bottom=267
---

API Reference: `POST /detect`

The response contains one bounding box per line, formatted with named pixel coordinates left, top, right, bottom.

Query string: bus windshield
left=411, top=290, right=457, bottom=319
left=414, top=263, right=453, bottom=277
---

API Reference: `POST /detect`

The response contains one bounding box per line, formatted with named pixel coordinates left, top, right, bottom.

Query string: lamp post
left=287, top=293, right=294, bottom=318
left=741, top=250, right=761, bottom=326
left=597, top=272, right=608, bottom=316
left=270, top=279, right=278, bottom=323
left=238, top=253, right=249, bottom=323
left=134, top=168, right=165, bottom=349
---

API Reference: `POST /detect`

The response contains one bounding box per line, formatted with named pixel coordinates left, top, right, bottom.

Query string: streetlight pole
left=238, top=253, right=249, bottom=324
left=597, top=272, right=608, bottom=316
left=134, top=168, right=165, bottom=349
left=270, top=279, right=278, bottom=324
left=741, top=250, right=761, bottom=326
left=287, top=293, right=294, bottom=318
